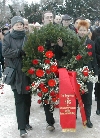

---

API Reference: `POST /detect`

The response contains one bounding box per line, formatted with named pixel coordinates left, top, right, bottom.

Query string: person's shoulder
left=87, top=37, right=94, bottom=44
left=95, top=35, right=100, bottom=44
left=0, top=40, right=2, bottom=45
left=3, top=31, right=10, bottom=40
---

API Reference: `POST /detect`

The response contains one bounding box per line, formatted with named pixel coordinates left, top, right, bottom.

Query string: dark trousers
left=97, top=83, right=100, bottom=110
left=96, top=74, right=100, bottom=110
left=0, top=63, right=2, bottom=78
left=76, top=82, right=93, bottom=119
left=43, top=104, right=55, bottom=126
left=13, top=89, right=31, bottom=130
left=94, top=83, right=98, bottom=98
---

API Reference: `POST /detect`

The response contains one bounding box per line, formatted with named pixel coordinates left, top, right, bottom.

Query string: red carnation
left=54, top=104, right=59, bottom=108
left=87, top=44, right=92, bottom=49
left=55, top=70, right=59, bottom=77
left=32, top=59, right=39, bottom=65
left=51, top=97, right=57, bottom=102
left=48, top=79, right=56, bottom=87
left=28, top=68, right=35, bottom=75
left=38, top=83, right=44, bottom=89
left=46, top=69, right=51, bottom=74
left=81, top=90, right=85, bottom=95
left=76, top=54, right=82, bottom=60
left=45, top=51, right=54, bottom=58
left=82, top=68, right=89, bottom=76
left=44, top=100, right=48, bottom=104
left=88, top=52, right=92, bottom=56
left=38, top=46, right=44, bottom=52
left=56, top=93, right=59, bottom=99
left=37, top=92, right=42, bottom=97
left=44, top=59, right=50, bottom=64
left=41, top=87, right=48, bottom=93
left=50, top=65, right=57, bottom=72
left=25, top=86, right=30, bottom=91
left=31, top=82, right=35, bottom=86
left=37, top=99, right=42, bottom=104
left=50, top=91, right=55, bottom=97
left=36, top=69, right=44, bottom=77
left=39, top=83, right=44, bottom=89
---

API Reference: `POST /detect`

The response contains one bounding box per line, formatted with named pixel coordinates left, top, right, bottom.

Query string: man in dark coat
left=91, top=27, right=100, bottom=115
left=2, top=16, right=32, bottom=137
left=0, top=29, right=4, bottom=80
left=91, top=27, right=100, bottom=101
left=42, top=11, right=67, bottom=131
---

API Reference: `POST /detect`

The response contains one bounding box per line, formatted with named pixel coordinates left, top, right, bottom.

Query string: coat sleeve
left=2, top=34, right=20, bottom=59
left=91, top=41, right=98, bottom=75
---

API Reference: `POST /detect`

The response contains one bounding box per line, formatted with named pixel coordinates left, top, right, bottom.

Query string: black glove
left=18, top=50, right=26, bottom=57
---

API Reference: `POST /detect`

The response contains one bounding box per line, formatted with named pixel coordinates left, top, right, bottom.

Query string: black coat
left=0, top=41, right=4, bottom=68
left=91, top=27, right=100, bottom=41
left=81, top=38, right=98, bottom=105
left=85, top=38, right=98, bottom=75
left=45, top=40, right=66, bottom=61
left=91, top=27, right=100, bottom=68
left=2, top=32, right=30, bottom=94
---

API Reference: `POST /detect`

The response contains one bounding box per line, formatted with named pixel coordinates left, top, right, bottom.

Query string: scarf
left=10, top=30, right=25, bottom=39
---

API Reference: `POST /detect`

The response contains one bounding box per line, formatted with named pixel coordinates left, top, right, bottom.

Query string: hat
left=11, top=16, right=24, bottom=27
left=62, top=14, right=71, bottom=20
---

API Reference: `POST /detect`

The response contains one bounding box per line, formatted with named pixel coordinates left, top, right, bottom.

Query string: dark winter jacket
left=2, top=31, right=31, bottom=94
left=45, top=40, right=66, bottom=61
left=85, top=38, right=98, bottom=75
left=91, top=27, right=100, bottom=41
left=91, top=27, right=100, bottom=68
left=93, top=36, right=100, bottom=68
left=0, top=41, right=4, bottom=68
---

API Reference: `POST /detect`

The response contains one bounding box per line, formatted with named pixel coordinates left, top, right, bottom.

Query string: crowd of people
left=0, top=11, right=100, bottom=137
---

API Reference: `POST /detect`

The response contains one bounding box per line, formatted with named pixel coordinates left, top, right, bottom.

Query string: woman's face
left=12, top=22, right=24, bottom=31
left=77, top=26, right=88, bottom=38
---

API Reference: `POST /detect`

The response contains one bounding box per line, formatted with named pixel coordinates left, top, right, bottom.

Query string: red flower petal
left=76, top=54, right=82, bottom=60
left=25, top=86, right=30, bottom=91
left=87, top=44, right=92, bottom=49
left=44, top=59, right=50, bottom=64
left=38, top=83, right=44, bottom=89
left=88, top=52, right=92, bottom=56
left=45, top=51, right=54, bottom=58
left=38, top=46, right=44, bottom=52
left=46, top=69, right=51, bottom=74
left=32, top=59, right=39, bottom=65
left=36, top=69, right=44, bottom=77
left=28, top=68, right=35, bottom=75
left=41, top=87, right=48, bottom=93
left=48, top=79, right=56, bottom=87
left=50, top=65, right=57, bottom=72
left=37, top=92, right=42, bottom=97
left=37, top=99, right=42, bottom=104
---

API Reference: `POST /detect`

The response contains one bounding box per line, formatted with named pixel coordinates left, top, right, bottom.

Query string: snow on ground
left=0, top=84, right=100, bottom=138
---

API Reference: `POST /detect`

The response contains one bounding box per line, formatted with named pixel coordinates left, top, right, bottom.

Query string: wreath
left=22, top=24, right=93, bottom=109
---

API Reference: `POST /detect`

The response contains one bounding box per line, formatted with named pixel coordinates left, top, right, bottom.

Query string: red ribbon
left=58, top=68, right=86, bottom=132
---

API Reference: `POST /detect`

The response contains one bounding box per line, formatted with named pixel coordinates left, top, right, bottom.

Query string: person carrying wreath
left=77, top=20, right=98, bottom=128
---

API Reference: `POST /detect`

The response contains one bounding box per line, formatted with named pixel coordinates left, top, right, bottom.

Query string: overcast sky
left=28, top=0, right=40, bottom=4
left=6, top=0, right=40, bottom=5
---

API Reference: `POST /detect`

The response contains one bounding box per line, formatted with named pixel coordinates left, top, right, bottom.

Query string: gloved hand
left=88, top=75, right=98, bottom=83
left=18, top=50, right=26, bottom=57
left=94, top=75, right=98, bottom=83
